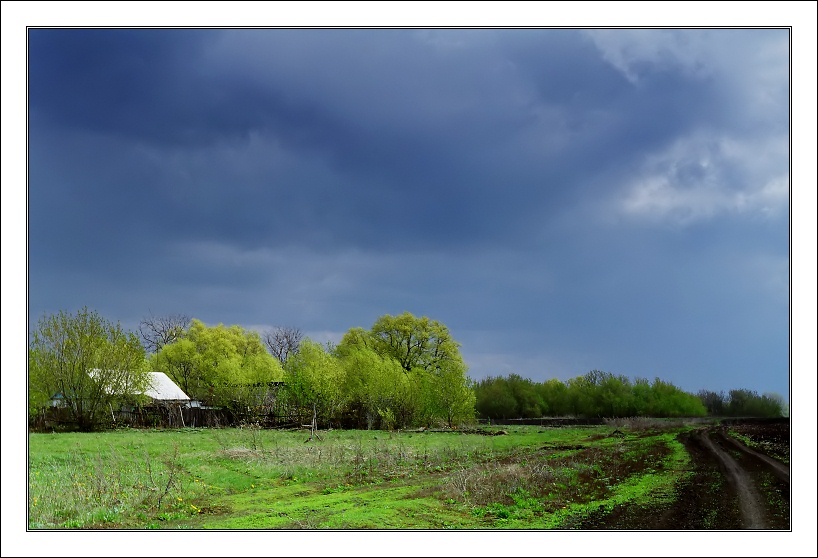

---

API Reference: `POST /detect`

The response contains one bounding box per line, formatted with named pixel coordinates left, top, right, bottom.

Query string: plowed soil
left=574, top=419, right=790, bottom=530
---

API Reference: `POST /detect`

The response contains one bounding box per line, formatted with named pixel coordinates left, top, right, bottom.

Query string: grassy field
left=27, top=421, right=699, bottom=529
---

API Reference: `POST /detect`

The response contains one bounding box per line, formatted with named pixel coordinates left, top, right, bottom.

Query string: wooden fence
left=30, top=405, right=307, bottom=431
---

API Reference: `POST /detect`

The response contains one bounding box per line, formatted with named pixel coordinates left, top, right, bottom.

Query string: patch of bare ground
left=574, top=419, right=790, bottom=530
left=724, top=418, right=790, bottom=464
left=437, top=435, right=672, bottom=517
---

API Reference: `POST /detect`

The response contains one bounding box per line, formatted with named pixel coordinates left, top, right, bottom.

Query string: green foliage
left=474, top=371, right=707, bottom=420
left=337, top=343, right=408, bottom=429
left=645, top=378, right=707, bottom=418
left=762, top=392, right=788, bottom=418
left=474, top=374, right=545, bottom=419
left=28, top=307, right=148, bottom=431
left=507, top=374, right=547, bottom=418
left=145, top=312, right=474, bottom=429
left=370, top=312, right=462, bottom=374
left=696, top=389, right=786, bottom=418
left=474, top=376, right=518, bottom=419
left=150, top=338, right=198, bottom=396
left=35, top=309, right=782, bottom=430
left=338, top=312, right=476, bottom=428
left=726, top=389, right=786, bottom=418
left=30, top=425, right=691, bottom=529
left=432, top=359, right=477, bottom=428
left=150, top=320, right=283, bottom=409
left=538, top=378, right=570, bottom=416
left=283, top=339, right=347, bottom=426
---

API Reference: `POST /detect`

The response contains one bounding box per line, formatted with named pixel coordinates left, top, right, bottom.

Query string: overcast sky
left=3, top=3, right=818, bottom=555
left=21, top=26, right=797, bottom=399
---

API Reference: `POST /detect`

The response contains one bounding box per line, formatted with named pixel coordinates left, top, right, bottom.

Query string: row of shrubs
left=472, top=371, right=787, bottom=420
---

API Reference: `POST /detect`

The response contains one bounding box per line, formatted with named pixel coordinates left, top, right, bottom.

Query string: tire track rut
left=573, top=422, right=790, bottom=529
left=696, top=428, right=767, bottom=529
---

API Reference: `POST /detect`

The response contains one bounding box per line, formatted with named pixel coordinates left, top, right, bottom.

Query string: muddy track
left=574, top=423, right=790, bottom=530
left=696, top=428, right=768, bottom=529
left=712, top=428, right=789, bottom=482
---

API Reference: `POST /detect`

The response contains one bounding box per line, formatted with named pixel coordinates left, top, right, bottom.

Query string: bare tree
left=139, top=312, right=191, bottom=354
left=263, top=326, right=303, bottom=363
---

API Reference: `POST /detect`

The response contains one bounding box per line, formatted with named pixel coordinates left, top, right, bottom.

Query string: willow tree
left=364, top=312, right=475, bottom=427
left=28, top=307, right=148, bottom=431
left=370, top=312, right=461, bottom=374
left=283, top=339, right=347, bottom=428
left=150, top=319, right=283, bottom=410
left=336, top=343, right=408, bottom=430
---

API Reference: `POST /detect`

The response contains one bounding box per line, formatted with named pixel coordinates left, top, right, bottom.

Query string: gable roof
left=86, top=369, right=189, bottom=401
left=143, top=371, right=190, bottom=401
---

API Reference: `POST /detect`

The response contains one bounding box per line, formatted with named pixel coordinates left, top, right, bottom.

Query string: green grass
left=28, top=423, right=698, bottom=529
left=727, top=429, right=789, bottom=465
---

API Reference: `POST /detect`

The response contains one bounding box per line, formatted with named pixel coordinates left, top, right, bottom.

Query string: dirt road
left=576, top=420, right=790, bottom=530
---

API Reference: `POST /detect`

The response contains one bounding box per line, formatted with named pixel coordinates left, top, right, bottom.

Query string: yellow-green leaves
left=151, top=320, right=283, bottom=407
left=28, top=307, right=148, bottom=430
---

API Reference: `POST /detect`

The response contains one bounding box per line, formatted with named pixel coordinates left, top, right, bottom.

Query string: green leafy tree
left=762, top=392, right=788, bottom=417
left=697, top=389, right=728, bottom=416
left=726, top=389, right=786, bottom=418
left=370, top=312, right=462, bottom=374
left=632, top=377, right=654, bottom=416
left=480, top=370, right=711, bottom=420
left=598, top=373, right=633, bottom=417
left=648, top=378, right=706, bottom=417
left=566, top=375, right=596, bottom=417
left=367, top=312, right=475, bottom=427
left=474, top=376, right=517, bottom=420
left=431, top=358, right=476, bottom=427
left=28, top=307, right=148, bottom=431
left=538, top=378, right=570, bottom=417
left=283, top=339, right=347, bottom=427
left=150, top=319, right=283, bottom=409
left=151, top=338, right=199, bottom=397
left=337, top=343, right=408, bottom=429
left=334, top=314, right=476, bottom=428
left=506, top=373, right=546, bottom=418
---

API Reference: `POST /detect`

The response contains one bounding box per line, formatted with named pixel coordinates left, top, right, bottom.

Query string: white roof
left=143, top=371, right=190, bottom=401
left=87, top=369, right=189, bottom=401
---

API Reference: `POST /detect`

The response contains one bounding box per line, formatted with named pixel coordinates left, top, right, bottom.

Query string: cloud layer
left=26, top=28, right=791, bottom=397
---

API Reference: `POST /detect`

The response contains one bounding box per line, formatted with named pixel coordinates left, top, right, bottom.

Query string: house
left=132, top=372, right=191, bottom=426
left=141, top=371, right=190, bottom=404
left=51, top=370, right=190, bottom=407
left=45, top=370, right=193, bottom=428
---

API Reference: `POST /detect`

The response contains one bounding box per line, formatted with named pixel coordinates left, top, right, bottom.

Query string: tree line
left=473, top=371, right=708, bottom=419
left=28, top=308, right=787, bottom=431
left=473, top=372, right=787, bottom=420
left=695, top=388, right=787, bottom=418
left=28, top=308, right=475, bottom=431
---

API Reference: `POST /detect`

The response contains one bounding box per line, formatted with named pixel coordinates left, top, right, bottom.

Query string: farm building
left=50, top=370, right=190, bottom=407
left=140, top=371, right=190, bottom=404
left=107, top=371, right=192, bottom=427
left=43, top=370, right=194, bottom=428
left=124, top=371, right=191, bottom=427
left=42, top=371, right=282, bottom=428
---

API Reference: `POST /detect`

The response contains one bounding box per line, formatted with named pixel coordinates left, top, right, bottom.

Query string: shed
left=143, top=371, right=190, bottom=402
left=83, top=369, right=190, bottom=403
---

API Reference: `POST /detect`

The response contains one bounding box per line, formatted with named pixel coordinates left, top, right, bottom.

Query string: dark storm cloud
left=29, top=30, right=219, bottom=143
left=26, top=27, right=791, bottom=399
left=29, top=28, right=731, bottom=255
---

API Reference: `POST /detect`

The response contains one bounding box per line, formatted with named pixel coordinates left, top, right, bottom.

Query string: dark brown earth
left=573, top=419, right=790, bottom=530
